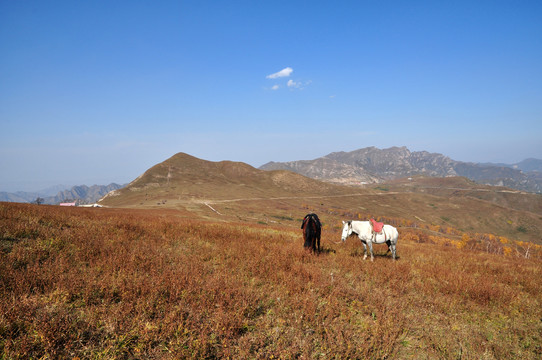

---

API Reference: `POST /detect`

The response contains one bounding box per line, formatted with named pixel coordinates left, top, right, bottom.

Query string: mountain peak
left=99, top=153, right=348, bottom=207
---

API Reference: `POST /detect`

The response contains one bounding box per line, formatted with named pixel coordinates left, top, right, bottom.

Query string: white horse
left=341, top=220, right=399, bottom=261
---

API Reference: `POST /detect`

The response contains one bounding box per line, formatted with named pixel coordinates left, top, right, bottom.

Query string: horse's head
left=341, top=221, right=353, bottom=242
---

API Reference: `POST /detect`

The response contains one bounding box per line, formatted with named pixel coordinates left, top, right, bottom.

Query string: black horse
left=301, top=213, right=322, bottom=253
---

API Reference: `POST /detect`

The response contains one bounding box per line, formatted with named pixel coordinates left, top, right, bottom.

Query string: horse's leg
left=389, top=231, right=398, bottom=260
left=367, top=240, right=374, bottom=261
left=390, top=243, right=397, bottom=260
left=317, top=234, right=321, bottom=253
left=386, top=240, right=392, bottom=254
left=361, top=240, right=368, bottom=260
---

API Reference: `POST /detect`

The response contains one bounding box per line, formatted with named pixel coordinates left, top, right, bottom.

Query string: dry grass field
left=1, top=202, right=541, bottom=359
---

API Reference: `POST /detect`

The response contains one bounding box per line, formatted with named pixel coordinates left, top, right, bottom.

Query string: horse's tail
left=306, top=217, right=317, bottom=238
left=302, top=214, right=322, bottom=252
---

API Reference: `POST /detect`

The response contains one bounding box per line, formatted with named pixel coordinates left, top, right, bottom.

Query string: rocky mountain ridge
left=260, top=146, right=542, bottom=193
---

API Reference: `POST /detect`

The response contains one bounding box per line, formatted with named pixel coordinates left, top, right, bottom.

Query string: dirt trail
left=194, top=185, right=523, bottom=205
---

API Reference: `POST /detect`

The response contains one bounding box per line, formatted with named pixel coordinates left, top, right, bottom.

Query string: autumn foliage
left=1, top=202, right=541, bottom=359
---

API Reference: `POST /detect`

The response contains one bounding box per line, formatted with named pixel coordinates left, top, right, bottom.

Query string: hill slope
left=99, top=152, right=351, bottom=209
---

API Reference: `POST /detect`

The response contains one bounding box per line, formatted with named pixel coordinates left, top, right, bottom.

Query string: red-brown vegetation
left=1, top=202, right=541, bottom=359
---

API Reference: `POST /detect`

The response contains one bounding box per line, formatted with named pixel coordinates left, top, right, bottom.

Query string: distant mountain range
left=260, top=146, right=542, bottom=193
left=0, top=183, right=124, bottom=205
left=3, top=147, right=542, bottom=204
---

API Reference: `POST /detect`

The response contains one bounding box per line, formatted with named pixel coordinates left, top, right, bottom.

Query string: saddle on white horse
left=369, top=218, right=387, bottom=241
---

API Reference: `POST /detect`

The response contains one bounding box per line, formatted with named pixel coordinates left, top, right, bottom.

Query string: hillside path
left=195, top=185, right=523, bottom=205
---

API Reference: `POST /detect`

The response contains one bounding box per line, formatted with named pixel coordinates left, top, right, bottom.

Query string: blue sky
left=1, top=0, right=541, bottom=192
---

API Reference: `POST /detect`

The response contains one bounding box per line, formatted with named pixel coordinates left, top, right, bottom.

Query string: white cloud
left=287, top=79, right=299, bottom=88
left=287, top=79, right=312, bottom=90
left=266, top=67, right=293, bottom=79
left=271, top=84, right=280, bottom=90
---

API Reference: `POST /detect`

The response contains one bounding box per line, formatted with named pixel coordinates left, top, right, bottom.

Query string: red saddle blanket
left=370, top=218, right=384, bottom=233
